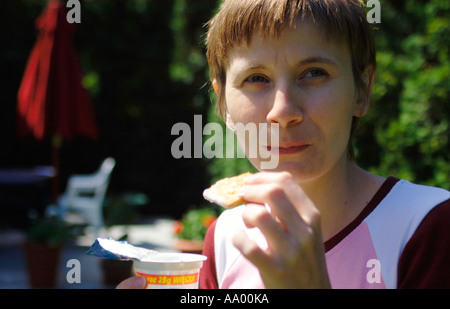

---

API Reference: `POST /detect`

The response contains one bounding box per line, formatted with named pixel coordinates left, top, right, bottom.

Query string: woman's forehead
left=226, top=20, right=350, bottom=72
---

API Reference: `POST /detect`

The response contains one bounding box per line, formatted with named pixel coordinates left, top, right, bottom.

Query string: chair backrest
left=100, top=157, right=116, bottom=176
left=60, top=157, right=116, bottom=230
left=93, top=157, right=116, bottom=201
left=65, top=157, right=116, bottom=203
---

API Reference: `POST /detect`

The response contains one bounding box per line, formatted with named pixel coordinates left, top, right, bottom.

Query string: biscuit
left=203, top=172, right=252, bottom=208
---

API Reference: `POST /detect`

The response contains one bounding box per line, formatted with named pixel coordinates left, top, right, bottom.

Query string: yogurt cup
left=134, top=253, right=207, bottom=289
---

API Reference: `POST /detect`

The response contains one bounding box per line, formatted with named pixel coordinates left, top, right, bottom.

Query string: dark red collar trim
left=324, top=176, right=400, bottom=252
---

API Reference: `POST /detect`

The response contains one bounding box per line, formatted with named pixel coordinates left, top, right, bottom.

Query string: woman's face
left=223, top=20, right=368, bottom=184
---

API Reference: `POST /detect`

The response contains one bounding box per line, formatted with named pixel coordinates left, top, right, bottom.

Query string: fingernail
left=136, top=276, right=147, bottom=288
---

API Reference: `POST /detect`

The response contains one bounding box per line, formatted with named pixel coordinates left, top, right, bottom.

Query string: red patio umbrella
left=17, top=0, right=99, bottom=202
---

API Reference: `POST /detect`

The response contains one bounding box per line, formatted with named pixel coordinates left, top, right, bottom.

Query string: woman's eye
left=304, top=69, right=327, bottom=78
left=245, top=75, right=269, bottom=83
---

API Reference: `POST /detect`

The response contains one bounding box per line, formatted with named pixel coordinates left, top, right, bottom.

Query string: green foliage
left=175, top=206, right=219, bottom=241
left=205, top=105, right=258, bottom=182
left=356, top=0, right=449, bottom=189
left=103, top=193, right=147, bottom=227
left=72, top=0, right=218, bottom=217
left=169, top=0, right=208, bottom=85
left=26, top=216, right=83, bottom=248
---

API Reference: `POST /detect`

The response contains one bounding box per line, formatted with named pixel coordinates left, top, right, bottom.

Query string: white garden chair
left=58, top=157, right=116, bottom=236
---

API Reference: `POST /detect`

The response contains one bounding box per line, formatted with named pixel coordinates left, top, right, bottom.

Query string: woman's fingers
left=243, top=171, right=320, bottom=230
left=232, top=171, right=329, bottom=288
left=240, top=182, right=309, bottom=238
left=240, top=171, right=321, bottom=261
left=239, top=203, right=291, bottom=254
left=231, top=229, right=273, bottom=271
left=116, top=276, right=147, bottom=289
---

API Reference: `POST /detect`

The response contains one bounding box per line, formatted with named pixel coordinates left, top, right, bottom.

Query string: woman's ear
left=212, top=79, right=219, bottom=94
left=354, top=65, right=375, bottom=118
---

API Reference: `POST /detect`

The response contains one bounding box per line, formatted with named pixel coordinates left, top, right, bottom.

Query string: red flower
left=173, top=221, right=184, bottom=234
left=202, top=215, right=216, bottom=228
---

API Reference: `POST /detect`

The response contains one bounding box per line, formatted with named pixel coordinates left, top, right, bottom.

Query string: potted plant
left=23, top=216, right=81, bottom=288
left=100, top=193, right=144, bottom=286
left=173, top=206, right=218, bottom=254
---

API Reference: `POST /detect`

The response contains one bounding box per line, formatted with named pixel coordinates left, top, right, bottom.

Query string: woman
left=119, top=0, right=450, bottom=289
left=199, top=0, right=450, bottom=289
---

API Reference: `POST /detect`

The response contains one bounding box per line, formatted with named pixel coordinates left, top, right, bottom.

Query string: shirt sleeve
left=397, top=199, right=450, bottom=288
left=199, top=219, right=219, bottom=289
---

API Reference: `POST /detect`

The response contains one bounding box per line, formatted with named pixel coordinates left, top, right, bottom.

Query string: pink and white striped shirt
left=200, top=177, right=450, bottom=289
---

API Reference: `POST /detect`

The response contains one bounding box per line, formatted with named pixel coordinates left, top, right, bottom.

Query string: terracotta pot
left=23, top=242, right=62, bottom=288
left=173, top=239, right=204, bottom=254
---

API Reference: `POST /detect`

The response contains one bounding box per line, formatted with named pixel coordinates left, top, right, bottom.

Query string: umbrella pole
left=51, top=134, right=62, bottom=204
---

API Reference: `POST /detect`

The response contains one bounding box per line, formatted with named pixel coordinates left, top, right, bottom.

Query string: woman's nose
left=266, top=83, right=303, bottom=128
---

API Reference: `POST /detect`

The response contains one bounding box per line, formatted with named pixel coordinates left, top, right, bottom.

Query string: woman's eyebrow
left=230, top=56, right=338, bottom=76
left=228, top=62, right=266, bottom=80
left=297, top=56, right=338, bottom=66
left=235, top=56, right=338, bottom=72
left=234, top=62, right=266, bottom=72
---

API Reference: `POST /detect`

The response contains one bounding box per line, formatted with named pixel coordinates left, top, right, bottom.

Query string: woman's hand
left=116, top=276, right=147, bottom=289
left=232, top=171, right=331, bottom=289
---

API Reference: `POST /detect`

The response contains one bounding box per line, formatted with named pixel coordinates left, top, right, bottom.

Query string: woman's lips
left=267, top=144, right=311, bottom=155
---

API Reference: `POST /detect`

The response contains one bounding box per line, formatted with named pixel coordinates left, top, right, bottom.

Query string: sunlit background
left=0, top=0, right=448, bottom=288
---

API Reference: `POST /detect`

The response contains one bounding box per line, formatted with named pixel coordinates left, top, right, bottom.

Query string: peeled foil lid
left=86, top=238, right=158, bottom=261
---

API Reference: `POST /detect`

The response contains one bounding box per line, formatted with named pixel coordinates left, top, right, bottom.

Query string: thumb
left=116, top=276, right=147, bottom=289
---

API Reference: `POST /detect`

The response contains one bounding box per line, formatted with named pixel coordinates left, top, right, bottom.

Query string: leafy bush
left=356, top=0, right=449, bottom=189
left=174, top=206, right=219, bottom=241
left=26, top=216, right=83, bottom=247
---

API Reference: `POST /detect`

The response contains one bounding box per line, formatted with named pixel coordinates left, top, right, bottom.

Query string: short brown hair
left=205, top=0, right=376, bottom=159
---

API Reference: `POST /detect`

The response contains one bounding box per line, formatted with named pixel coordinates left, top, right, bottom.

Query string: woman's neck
left=299, top=160, right=385, bottom=242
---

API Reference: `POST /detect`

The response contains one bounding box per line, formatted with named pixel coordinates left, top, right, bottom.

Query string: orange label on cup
left=136, top=272, right=199, bottom=286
